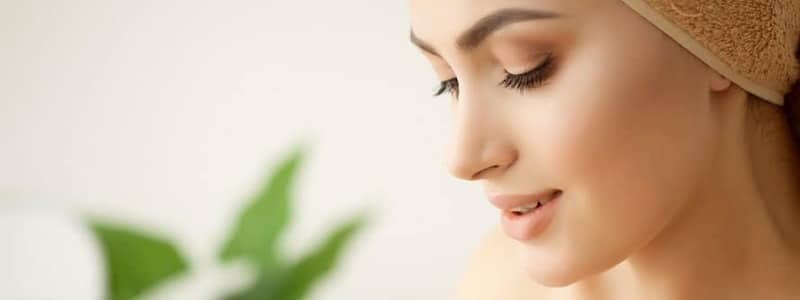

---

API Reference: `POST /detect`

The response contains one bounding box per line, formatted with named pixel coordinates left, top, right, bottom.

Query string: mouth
left=487, top=189, right=561, bottom=212
left=507, top=191, right=559, bottom=217
left=489, top=190, right=563, bottom=241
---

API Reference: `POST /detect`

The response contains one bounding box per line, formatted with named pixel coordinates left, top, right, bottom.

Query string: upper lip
left=487, top=189, right=559, bottom=211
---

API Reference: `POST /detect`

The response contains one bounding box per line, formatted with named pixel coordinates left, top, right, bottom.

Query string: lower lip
left=500, top=191, right=562, bottom=241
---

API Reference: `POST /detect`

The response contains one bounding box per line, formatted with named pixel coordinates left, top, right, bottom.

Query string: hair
left=739, top=42, right=800, bottom=195
left=747, top=39, right=800, bottom=155
left=782, top=39, right=800, bottom=149
left=786, top=78, right=800, bottom=146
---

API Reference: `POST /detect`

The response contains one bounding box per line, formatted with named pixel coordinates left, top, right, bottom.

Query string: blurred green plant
left=88, top=144, right=370, bottom=300
left=89, top=222, right=188, bottom=300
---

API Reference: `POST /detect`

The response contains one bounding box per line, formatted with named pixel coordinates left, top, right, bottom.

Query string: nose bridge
left=447, top=88, right=516, bottom=181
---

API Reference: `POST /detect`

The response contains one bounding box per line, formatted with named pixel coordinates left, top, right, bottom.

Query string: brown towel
left=619, top=0, right=800, bottom=106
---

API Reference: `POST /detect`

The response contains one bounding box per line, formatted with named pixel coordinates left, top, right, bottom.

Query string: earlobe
left=709, top=71, right=732, bottom=92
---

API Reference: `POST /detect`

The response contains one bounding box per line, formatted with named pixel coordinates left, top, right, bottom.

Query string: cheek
left=513, top=41, right=718, bottom=283
left=550, top=50, right=715, bottom=240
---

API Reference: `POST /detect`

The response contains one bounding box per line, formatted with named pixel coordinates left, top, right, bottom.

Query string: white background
left=0, top=1, right=497, bottom=299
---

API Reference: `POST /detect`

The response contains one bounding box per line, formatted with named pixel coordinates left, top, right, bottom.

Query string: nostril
left=472, top=165, right=500, bottom=180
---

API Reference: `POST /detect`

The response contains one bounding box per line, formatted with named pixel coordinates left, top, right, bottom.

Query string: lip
left=487, top=189, right=560, bottom=211
left=489, top=190, right=562, bottom=241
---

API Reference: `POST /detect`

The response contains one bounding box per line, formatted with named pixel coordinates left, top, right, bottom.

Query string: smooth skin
left=408, top=0, right=800, bottom=299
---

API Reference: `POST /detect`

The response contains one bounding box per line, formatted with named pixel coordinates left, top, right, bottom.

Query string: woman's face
left=409, top=0, right=722, bottom=286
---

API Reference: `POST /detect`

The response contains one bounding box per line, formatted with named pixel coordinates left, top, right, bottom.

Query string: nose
left=445, top=97, right=517, bottom=181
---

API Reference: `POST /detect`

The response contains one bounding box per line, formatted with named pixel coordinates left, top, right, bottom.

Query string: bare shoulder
left=454, top=225, right=550, bottom=300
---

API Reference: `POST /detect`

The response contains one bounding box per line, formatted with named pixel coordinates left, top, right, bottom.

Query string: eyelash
left=433, top=54, right=557, bottom=98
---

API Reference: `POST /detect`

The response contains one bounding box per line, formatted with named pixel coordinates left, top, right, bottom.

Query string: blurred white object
left=0, top=204, right=104, bottom=300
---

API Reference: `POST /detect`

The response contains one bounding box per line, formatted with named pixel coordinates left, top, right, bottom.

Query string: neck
left=578, top=93, right=800, bottom=300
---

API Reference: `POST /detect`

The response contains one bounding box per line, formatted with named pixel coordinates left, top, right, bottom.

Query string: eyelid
left=504, top=52, right=553, bottom=75
left=499, top=53, right=557, bottom=90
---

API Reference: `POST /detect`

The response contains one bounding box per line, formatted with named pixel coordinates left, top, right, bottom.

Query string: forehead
left=408, top=0, right=587, bottom=49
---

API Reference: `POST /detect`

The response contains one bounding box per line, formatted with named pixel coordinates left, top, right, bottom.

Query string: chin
left=519, top=250, right=611, bottom=288
left=523, top=263, right=584, bottom=287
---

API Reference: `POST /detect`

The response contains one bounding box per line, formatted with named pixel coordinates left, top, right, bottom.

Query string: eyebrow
left=410, top=8, right=561, bottom=56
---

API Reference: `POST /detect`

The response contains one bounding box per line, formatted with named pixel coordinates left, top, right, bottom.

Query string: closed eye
left=432, top=53, right=557, bottom=98
left=500, top=53, right=556, bottom=91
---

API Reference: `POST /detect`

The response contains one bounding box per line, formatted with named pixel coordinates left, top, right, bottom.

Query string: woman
left=408, top=0, right=800, bottom=299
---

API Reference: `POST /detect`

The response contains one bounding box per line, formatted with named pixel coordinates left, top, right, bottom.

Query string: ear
left=709, top=71, right=731, bottom=92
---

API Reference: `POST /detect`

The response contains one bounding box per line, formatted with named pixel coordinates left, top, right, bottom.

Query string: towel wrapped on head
left=619, top=0, right=800, bottom=107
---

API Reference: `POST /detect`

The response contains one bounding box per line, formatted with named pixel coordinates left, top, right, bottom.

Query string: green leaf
left=276, top=213, right=367, bottom=300
left=218, top=145, right=306, bottom=269
left=227, top=211, right=369, bottom=300
left=220, top=268, right=286, bottom=300
left=89, top=221, right=189, bottom=300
